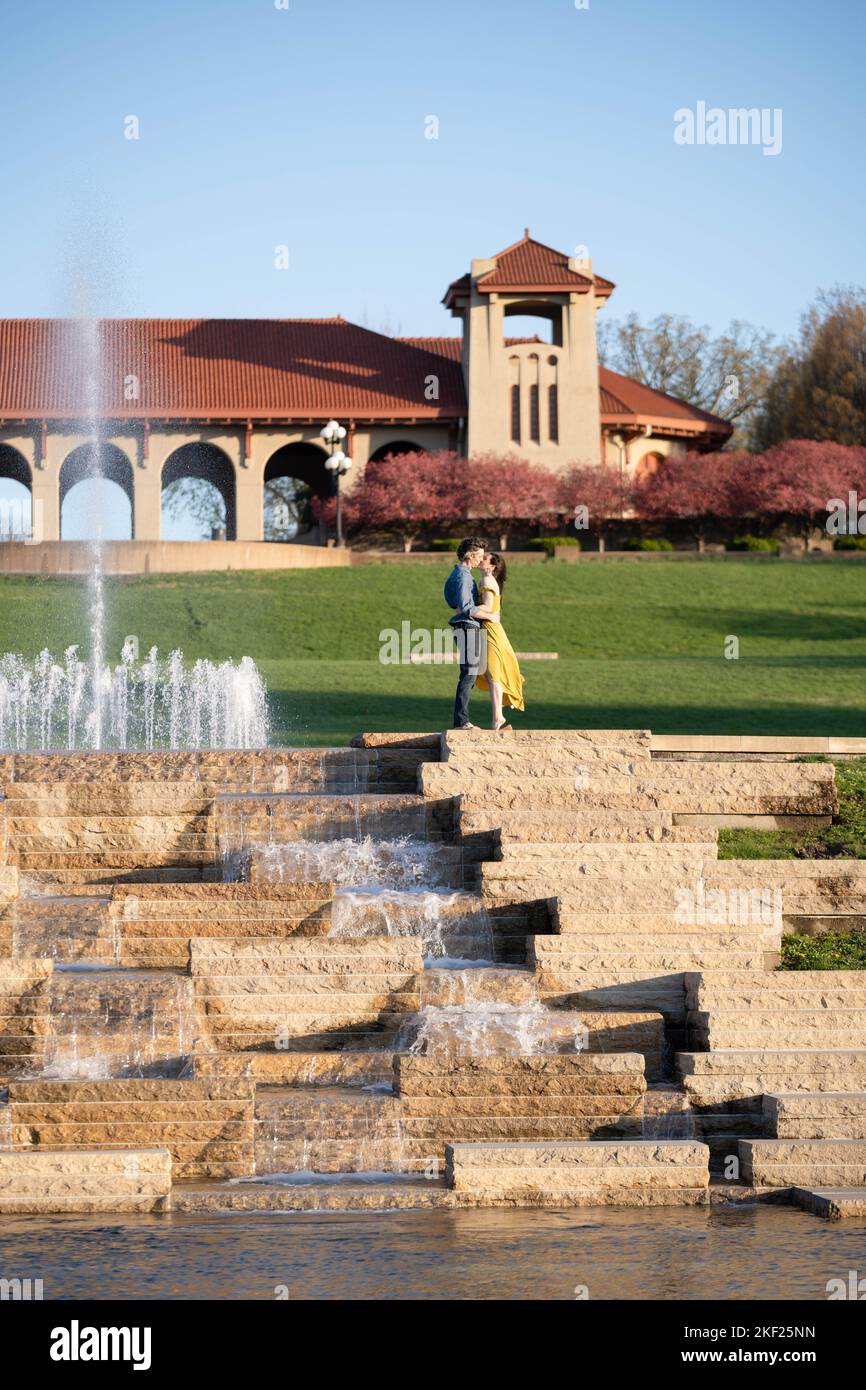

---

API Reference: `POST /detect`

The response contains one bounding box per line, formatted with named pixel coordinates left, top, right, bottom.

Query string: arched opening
left=60, top=443, right=134, bottom=540
left=634, top=450, right=665, bottom=483
left=502, top=300, right=564, bottom=347
left=368, top=441, right=423, bottom=465
left=262, top=443, right=330, bottom=541
left=0, top=445, right=32, bottom=541
left=161, top=443, right=237, bottom=541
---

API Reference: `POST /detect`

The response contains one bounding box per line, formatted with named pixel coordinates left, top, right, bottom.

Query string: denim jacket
left=443, top=563, right=480, bottom=627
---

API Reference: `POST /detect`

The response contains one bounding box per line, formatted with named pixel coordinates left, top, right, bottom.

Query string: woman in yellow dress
left=474, top=551, right=525, bottom=730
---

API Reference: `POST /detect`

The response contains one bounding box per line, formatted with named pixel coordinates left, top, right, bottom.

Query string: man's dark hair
left=456, top=536, right=486, bottom=561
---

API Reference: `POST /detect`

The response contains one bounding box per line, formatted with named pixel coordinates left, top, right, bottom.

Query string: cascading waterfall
left=329, top=888, right=497, bottom=964
left=42, top=969, right=198, bottom=1079
left=240, top=815, right=585, bottom=1061
left=254, top=835, right=445, bottom=890
left=399, top=998, right=585, bottom=1057
left=248, top=830, right=497, bottom=961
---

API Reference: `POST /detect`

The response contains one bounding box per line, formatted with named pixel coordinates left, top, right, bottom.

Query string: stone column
left=235, top=468, right=264, bottom=542
left=132, top=460, right=162, bottom=541
left=35, top=435, right=66, bottom=542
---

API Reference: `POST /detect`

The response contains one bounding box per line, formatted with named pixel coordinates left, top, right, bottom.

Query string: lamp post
left=320, top=419, right=353, bottom=548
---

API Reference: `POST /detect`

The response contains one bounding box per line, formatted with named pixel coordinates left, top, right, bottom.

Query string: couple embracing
left=443, top=537, right=525, bottom=731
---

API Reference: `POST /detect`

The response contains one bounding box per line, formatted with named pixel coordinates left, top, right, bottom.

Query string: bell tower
left=443, top=230, right=613, bottom=472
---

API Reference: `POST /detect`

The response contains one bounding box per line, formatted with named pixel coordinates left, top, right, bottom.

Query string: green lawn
left=0, top=559, right=864, bottom=744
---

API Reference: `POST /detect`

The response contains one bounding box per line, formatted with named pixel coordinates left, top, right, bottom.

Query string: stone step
left=191, top=1050, right=395, bottom=1086
left=495, top=842, right=719, bottom=865
left=677, top=1050, right=866, bottom=1109
left=16, top=851, right=218, bottom=869
left=7, top=813, right=214, bottom=830
left=395, top=1053, right=647, bottom=1097
left=0, top=960, right=52, bottom=1069
left=172, top=1176, right=453, bottom=1212
left=190, top=935, right=424, bottom=962
left=542, top=928, right=767, bottom=950
left=397, top=1095, right=648, bottom=1119
left=201, top=1025, right=407, bottom=1052
left=531, top=941, right=766, bottom=1022
left=690, top=1012, right=866, bottom=1050
left=191, top=937, right=424, bottom=1052
left=6, top=1077, right=254, bottom=1102
left=739, top=1138, right=866, bottom=1187
left=423, top=760, right=837, bottom=816
left=686, top=970, right=866, bottom=1011
left=120, top=925, right=330, bottom=970
left=0, top=1148, right=172, bottom=1213
left=11, top=832, right=214, bottom=852
left=553, top=910, right=769, bottom=935
left=20, top=868, right=221, bottom=887
left=494, top=823, right=714, bottom=846
left=791, top=1187, right=866, bottom=1219
left=7, top=1080, right=255, bottom=1180
left=420, top=966, right=538, bottom=1007
left=111, top=883, right=333, bottom=917
left=123, top=916, right=330, bottom=937
left=441, top=728, right=651, bottom=756
left=1, top=748, right=430, bottom=786
left=484, top=858, right=866, bottom=886
left=389, top=1054, right=650, bottom=1148
left=764, top=1092, right=866, bottom=1139
left=200, top=989, right=422, bottom=1008
left=218, top=792, right=450, bottom=839
left=460, top=805, right=676, bottom=835
left=487, top=870, right=865, bottom=918
left=444, top=1138, right=711, bottom=1205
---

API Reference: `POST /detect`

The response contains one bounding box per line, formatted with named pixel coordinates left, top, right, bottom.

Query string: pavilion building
left=0, top=232, right=730, bottom=557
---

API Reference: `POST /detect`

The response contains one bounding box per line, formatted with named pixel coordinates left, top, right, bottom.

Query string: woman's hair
left=484, top=551, right=507, bottom=593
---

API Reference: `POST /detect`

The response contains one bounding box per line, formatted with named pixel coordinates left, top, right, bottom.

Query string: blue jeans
left=451, top=623, right=483, bottom=728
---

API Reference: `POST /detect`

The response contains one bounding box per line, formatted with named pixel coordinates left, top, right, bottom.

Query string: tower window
left=548, top=384, right=559, bottom=443
left=529, top=385, right=540, bottom=443
left=510, top=385, right=521, bottom=443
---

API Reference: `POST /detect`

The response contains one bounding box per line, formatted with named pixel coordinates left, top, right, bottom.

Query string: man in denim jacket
left=443, top=536, right=500, bottom=729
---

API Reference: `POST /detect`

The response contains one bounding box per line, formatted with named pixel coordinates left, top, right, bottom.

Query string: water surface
left=1, top=1205, right=863, bottom=1300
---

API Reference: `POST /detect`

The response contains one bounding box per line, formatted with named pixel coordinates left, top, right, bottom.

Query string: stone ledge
left=791, top=1186, right=866, bottom=1219
left=445, top=1139, right=711, bottom=1204
left=0, top=1147, right=172, bottom=1213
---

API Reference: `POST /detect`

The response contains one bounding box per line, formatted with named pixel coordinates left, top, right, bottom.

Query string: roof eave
left=601, top=414, right=733, bottom=439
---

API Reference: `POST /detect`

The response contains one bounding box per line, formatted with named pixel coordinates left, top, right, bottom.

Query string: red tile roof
left=0, top=319, right=730, bottom=441
left=598, top=366, right=731, bottom=435
left=444, top=232, right=614, bottom=306
left=0, top=318, right=466, bottom=421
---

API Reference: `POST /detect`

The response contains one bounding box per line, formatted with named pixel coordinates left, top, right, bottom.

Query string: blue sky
left=1, top=0, right=863, bottom=534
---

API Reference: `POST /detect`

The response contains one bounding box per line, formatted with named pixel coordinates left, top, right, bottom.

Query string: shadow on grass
left=267, top=688, right=866, bottom=745
left=674, top=607, right=866, bottom=647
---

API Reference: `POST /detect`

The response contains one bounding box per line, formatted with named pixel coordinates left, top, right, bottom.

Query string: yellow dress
left=475, top=583, right=525, bottom=712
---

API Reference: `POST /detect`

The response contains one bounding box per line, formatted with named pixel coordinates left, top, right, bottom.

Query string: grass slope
left=0, top=559, right=864, bottom=744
